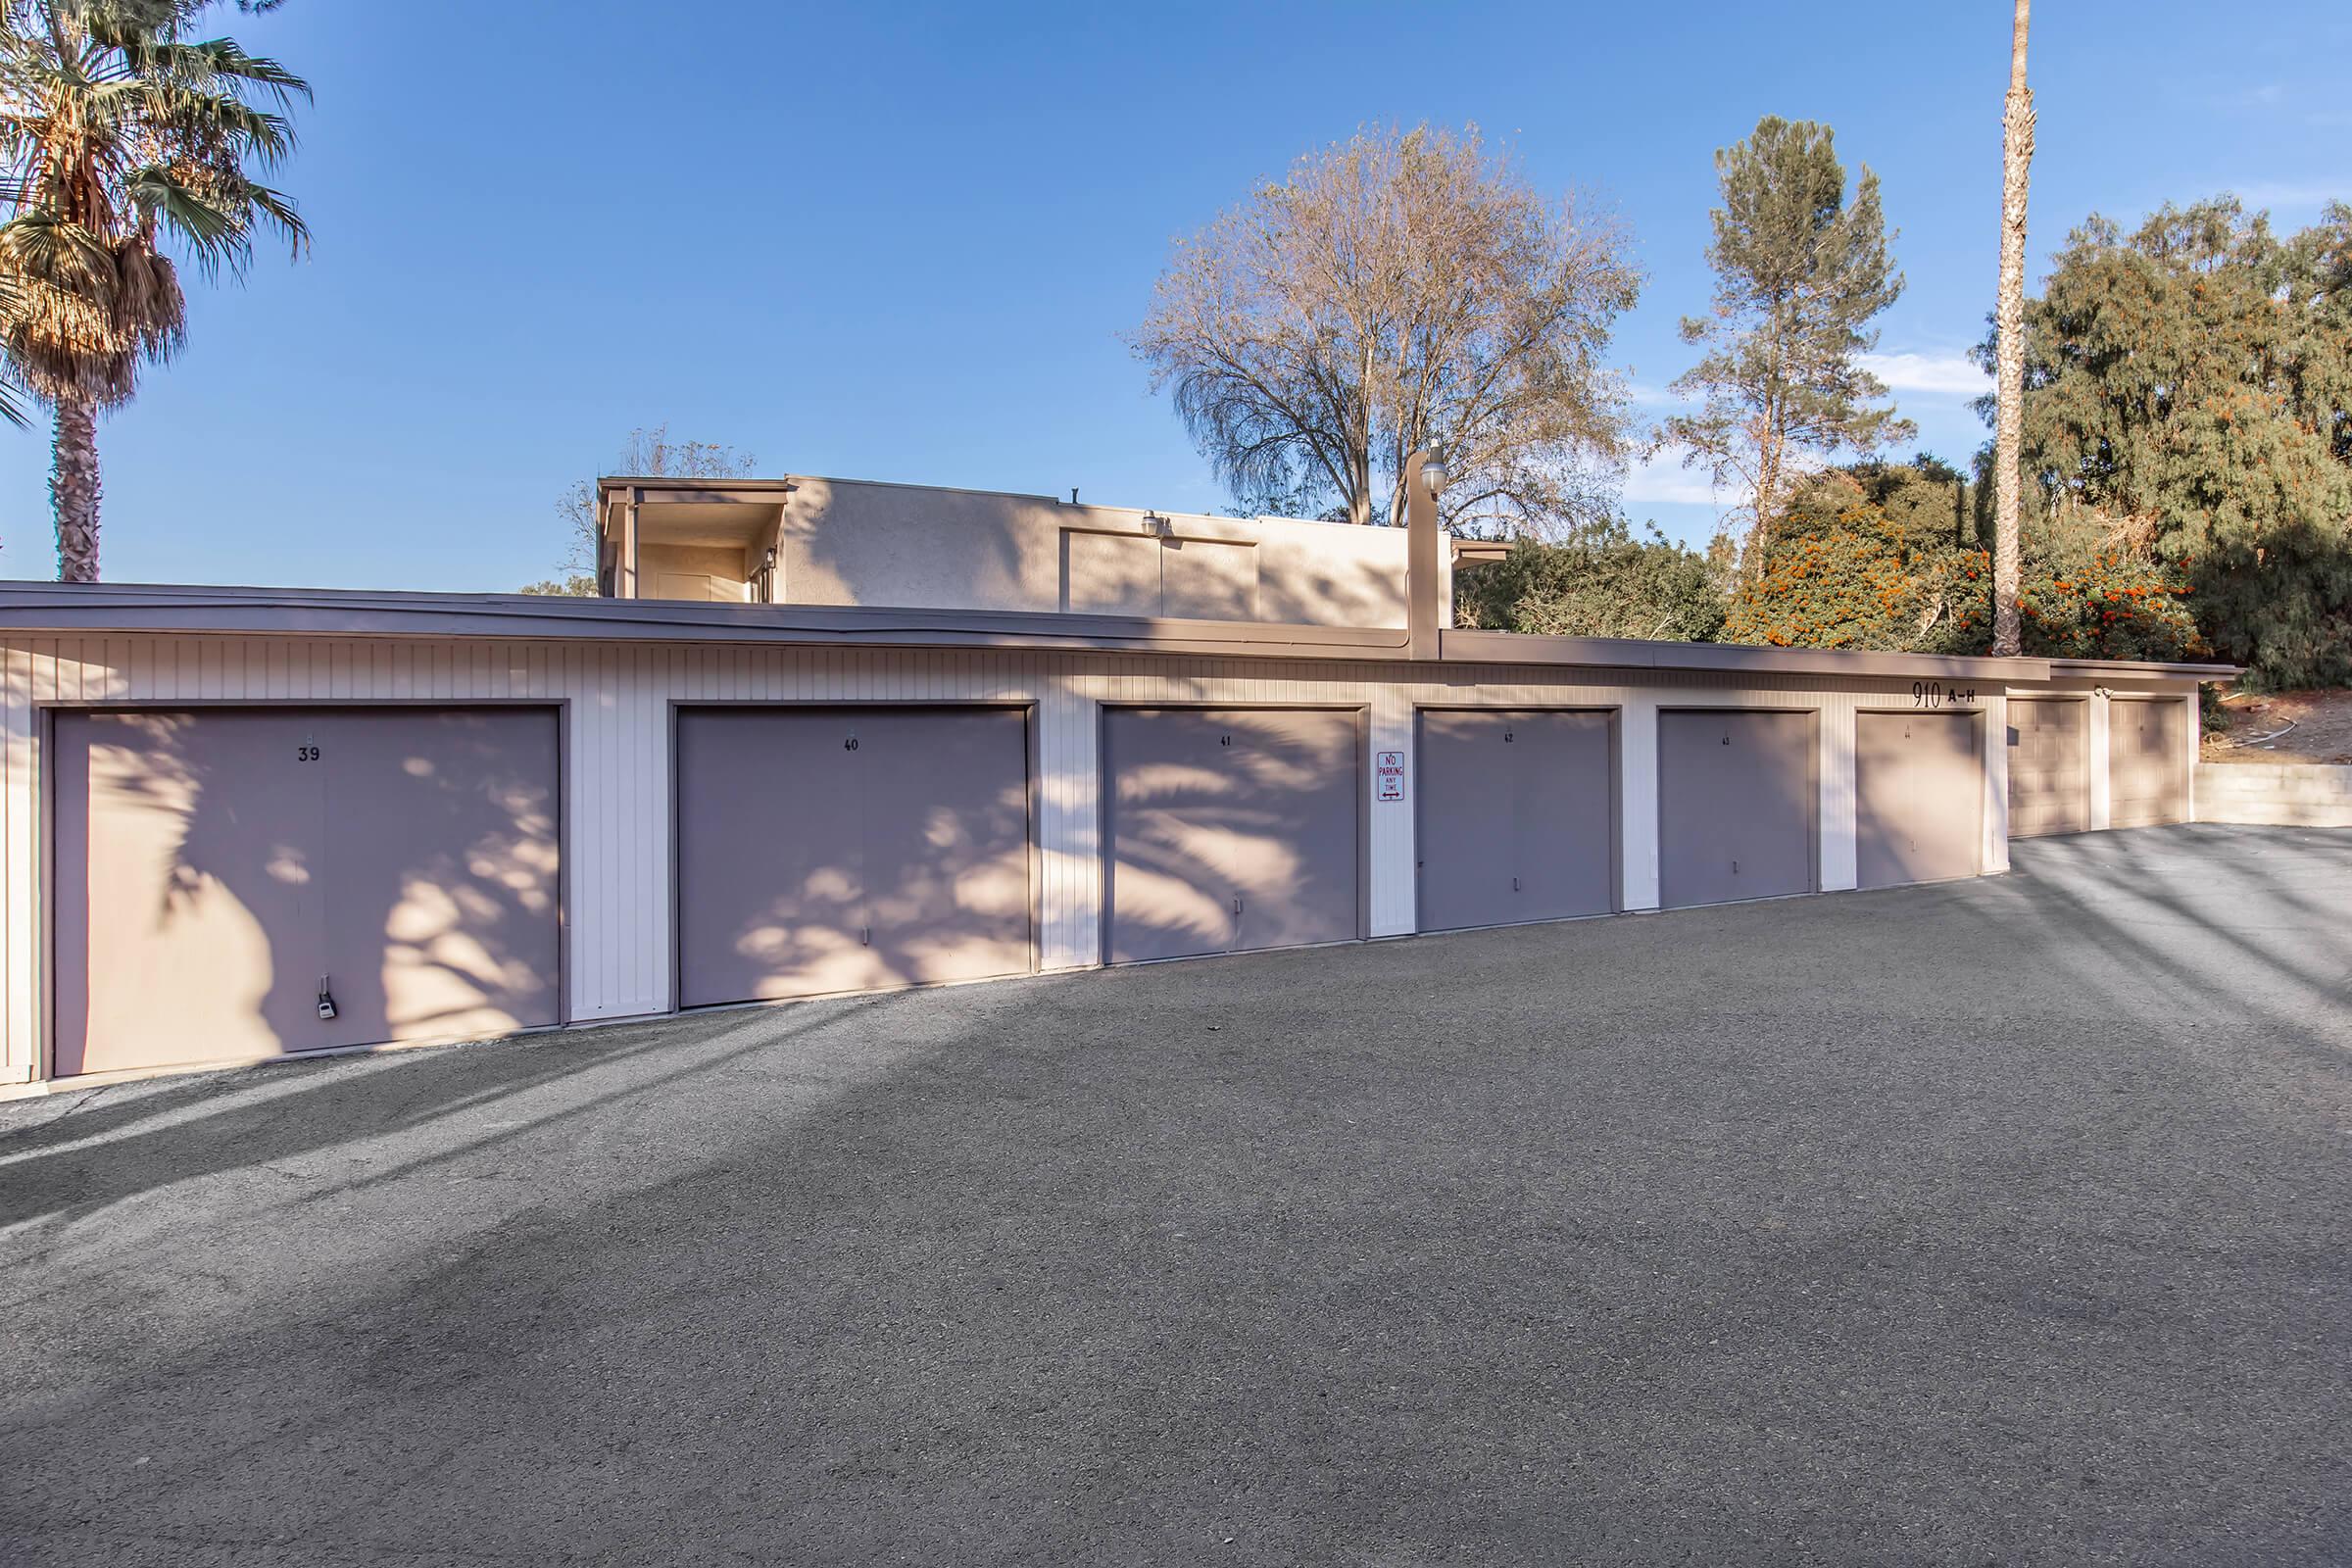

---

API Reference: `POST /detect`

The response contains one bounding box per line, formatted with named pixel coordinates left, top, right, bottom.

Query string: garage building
left=0, top=473, right=2226, bottom=1088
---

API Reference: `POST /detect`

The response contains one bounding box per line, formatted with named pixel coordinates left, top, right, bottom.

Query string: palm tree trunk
left=51, top=396, right=102, bottom=583
left=1991, top=0, right=2035, bottom=657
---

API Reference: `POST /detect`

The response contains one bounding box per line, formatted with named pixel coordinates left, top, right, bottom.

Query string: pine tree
left=1663, top=117, right=1913, bottom=564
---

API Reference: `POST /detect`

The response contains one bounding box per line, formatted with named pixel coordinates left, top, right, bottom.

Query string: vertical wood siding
left=0, top=634, right=2192, bottom=1083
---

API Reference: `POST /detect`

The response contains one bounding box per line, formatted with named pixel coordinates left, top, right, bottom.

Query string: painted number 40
left=1912, top=681, right=1976, bottom=710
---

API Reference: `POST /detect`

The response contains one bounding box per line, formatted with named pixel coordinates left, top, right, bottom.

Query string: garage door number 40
left=1912, top=681, right=1977, bottom=710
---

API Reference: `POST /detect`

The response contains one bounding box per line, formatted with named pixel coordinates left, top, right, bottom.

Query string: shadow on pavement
left=3, top=825, right=2348, bottom=1564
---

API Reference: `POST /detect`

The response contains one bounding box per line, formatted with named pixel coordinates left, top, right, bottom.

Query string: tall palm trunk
left=51, top=396, right=101, bottom=582
left=1990, top=0, right=2034, bottom=657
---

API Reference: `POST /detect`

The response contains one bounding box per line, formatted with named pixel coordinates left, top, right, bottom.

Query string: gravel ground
left=2, top=824, right=2348, bottom=1566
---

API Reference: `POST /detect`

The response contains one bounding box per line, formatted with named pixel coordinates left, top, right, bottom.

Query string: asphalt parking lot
left=3, top=824, right=2348, bottom=1566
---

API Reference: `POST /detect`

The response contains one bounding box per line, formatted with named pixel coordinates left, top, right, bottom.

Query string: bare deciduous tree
left=1131, top=123, right=1642, bottom=537
left=1989, top=0, right=2035, bottom=657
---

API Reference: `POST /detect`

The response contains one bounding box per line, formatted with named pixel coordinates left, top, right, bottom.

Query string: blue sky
left=3, top=0, right=2346, bottom=588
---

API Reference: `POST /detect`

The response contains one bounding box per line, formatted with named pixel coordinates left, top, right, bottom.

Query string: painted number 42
left=1912, top=681, right=1976, bottom=710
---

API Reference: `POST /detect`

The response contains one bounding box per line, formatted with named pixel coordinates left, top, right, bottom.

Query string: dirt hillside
left=2203, top=688, right=2352, bottom=765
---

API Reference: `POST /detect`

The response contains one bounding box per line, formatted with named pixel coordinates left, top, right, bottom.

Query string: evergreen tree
left=1723, top=460, right=2206, bottom=664
left=1996, top=198, right=2352, bottom=687
left=1452, top=521, right=1726, bottom=642
left=1723, top=464, right=1987, bottom=654
left=1662, top=117, right=1913, bottom=561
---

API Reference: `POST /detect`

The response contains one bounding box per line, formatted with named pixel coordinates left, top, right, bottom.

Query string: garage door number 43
left=1912, top=681, right=1977, bottom=710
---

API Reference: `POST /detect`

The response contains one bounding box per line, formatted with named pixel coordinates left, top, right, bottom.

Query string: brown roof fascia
left=0, top=582, right=2239, bottom=682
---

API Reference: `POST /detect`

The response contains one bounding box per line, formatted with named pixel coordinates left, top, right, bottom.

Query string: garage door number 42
left=1912, top=681, right=1977, bottom=710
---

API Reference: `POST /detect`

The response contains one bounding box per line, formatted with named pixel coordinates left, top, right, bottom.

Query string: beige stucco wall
left=637, top=543, right=752, bottom=604
left=772, top=478, right=1416, bottom=627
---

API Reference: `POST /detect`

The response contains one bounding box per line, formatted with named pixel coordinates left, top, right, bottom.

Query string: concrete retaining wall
left=2194, top=761, right=2352, bottom=827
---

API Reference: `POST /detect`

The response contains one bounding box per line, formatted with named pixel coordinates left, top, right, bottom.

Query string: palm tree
left=0, top=0, right=308, bottom=580
left=0, top=270, right=26, bottom=428
left=1990, top=0, right=2034, bottom=656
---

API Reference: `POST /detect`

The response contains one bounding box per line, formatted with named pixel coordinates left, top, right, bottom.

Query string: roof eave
left=1441, top=627, right=2050, bottom=683
left=0, top=582, right=2235, bottom=683
left=2042, top=657, right=2241, bottom=681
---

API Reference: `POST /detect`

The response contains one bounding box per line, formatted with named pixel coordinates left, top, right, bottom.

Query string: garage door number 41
left=1912, top=681, right=1976, bottom=710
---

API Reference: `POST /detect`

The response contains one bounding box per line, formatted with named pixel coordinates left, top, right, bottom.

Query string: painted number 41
left=1912, top=681, right=1976, bottom=710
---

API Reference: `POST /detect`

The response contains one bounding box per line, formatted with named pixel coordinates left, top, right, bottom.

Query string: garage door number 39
left=296, top=744, right=320, bottom=761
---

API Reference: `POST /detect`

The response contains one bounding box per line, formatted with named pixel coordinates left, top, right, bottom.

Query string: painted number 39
left=1912, top=681, right=1978, bottom=710
left=295, top=745, right=320, bottom=761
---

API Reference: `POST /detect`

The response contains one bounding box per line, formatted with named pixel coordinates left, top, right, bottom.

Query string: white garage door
left=1657, top=710, right=1816, bottom=909
left=675, top=708, right=1032, bottom=1006
left=1856, top=711, right=1984, bottom=889
left=52, top=708, right=562, bottom=1078
left=2007, top=698, right=2089, bottom=838
left=2110, top=699, right=2189, bottom=828
left=1416, top=710, right=1614, bottom=932
left=1103, top=708, right=1359, bottom=963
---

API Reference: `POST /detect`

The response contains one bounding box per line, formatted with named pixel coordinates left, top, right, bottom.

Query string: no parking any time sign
left=1375, top=749, right=1406, bottom=802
